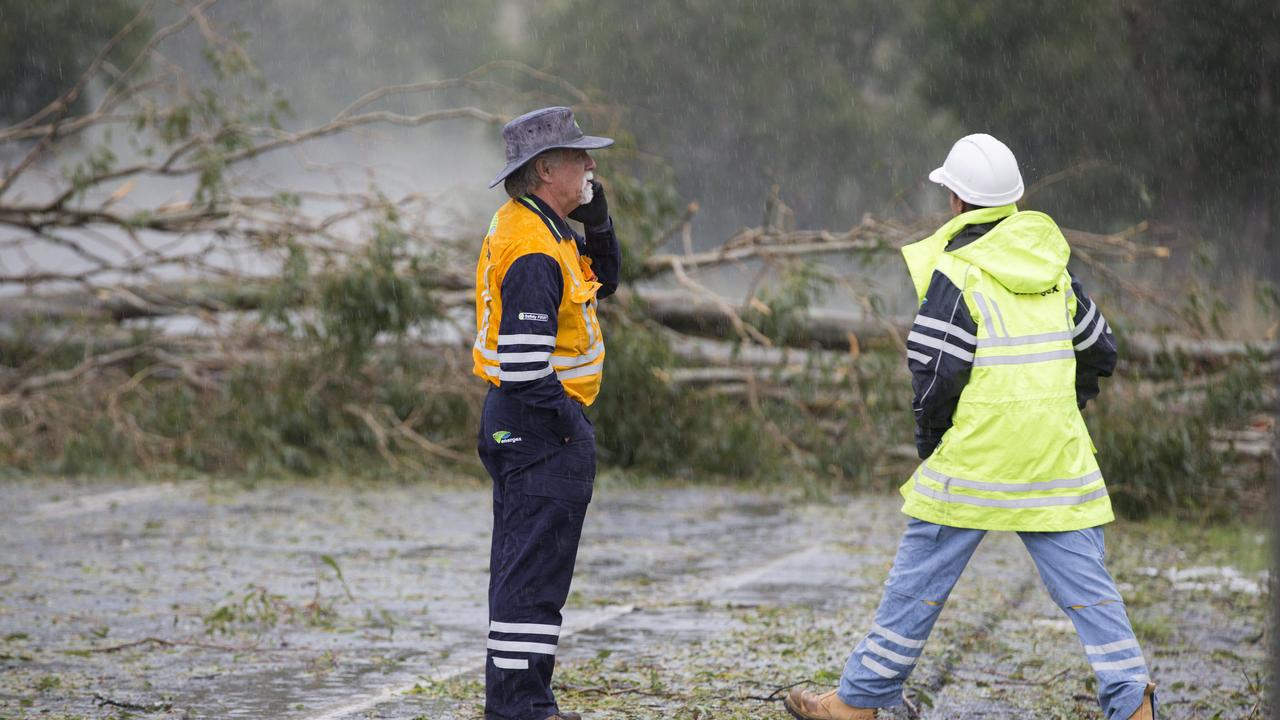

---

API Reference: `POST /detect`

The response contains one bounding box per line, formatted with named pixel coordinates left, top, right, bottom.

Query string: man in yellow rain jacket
left=784, top=134, right=1156, bottom=720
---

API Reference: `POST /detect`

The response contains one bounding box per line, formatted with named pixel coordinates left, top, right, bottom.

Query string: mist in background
left=3, top=0, right=1277, bottom=284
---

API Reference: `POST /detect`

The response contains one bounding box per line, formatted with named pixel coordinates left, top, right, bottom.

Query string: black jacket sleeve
left=906, top=270, right=978, bottom=459
left=579, top=218, right=620, bottom=300
left=1069, top=274, right=1118, bottom=409
left=496, top=253, right=577, bottom=440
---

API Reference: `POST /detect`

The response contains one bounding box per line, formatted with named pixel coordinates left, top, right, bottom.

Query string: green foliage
left=203, top=583, right=338, bottom=635
left=315, top=221, right=439, bottom=367
left=590, top=312, right=783, bottom=479
left=748, top=261, right=831, bottom=346
left=1088, top=357, right=1268, bottom=520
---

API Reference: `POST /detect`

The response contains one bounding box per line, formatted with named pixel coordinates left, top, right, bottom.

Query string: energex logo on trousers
left=492, top=431, right=523, bottom=444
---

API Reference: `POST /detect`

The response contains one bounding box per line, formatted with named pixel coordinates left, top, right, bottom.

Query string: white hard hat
left=928, top=133, right=1024, bottom=206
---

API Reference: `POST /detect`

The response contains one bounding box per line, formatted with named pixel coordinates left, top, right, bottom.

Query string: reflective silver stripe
left=498, top=366, right=555, bottom=382
left=972, top=349, right=1074, bottom=367
left=487, top=639, right=557, bottom=655
left=582, top=298, right=597, bottom=347
left=913, top=315, right=977, bottom=346
left=1131, top=674, right=1150, bottom=684
left=907, top=349, right=933, bottom=365
left=972, top=292, right=1003, bottom=338
left=477, top=346, right=499, bottom=361
left=921, top=465, right=1103, bottom=493
left=870, top=622, right=926, bottom=649
left=907, top=331, right=974, bottom=362
left=556, top=361, right=603, bottom=381
left=490, top=621, right=561, bottom=637
left=498, top=351, right=551, bottom=364
left=913, top=476, right=1109, bottom=508
left=1091, top=655, right=1147, bottom=672
left=1074, top=316, right=1108, bottom=351
left=483, top=365, right=500, bottom=377
left=860, top=655, right=898, bottom=678
left=1073, top=301, right=1098, bottom=338
left=866, top=639, right=918, bottom=666
left=989, top=296, right=1011, bottom=337
left=492, top=656, right=529, bottom=670
left=1085, top=638, right=1139, bottom=655
left=475, top=267, right=495, bottom=359
left=497, top=333, right=556, bottom=347
left=977, top=331, right=1072, bottom=347
left=551, top=342, right=604, bottom=368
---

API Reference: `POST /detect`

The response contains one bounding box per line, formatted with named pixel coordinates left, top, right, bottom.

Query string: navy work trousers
left=478, top=388, right=596, bottom=720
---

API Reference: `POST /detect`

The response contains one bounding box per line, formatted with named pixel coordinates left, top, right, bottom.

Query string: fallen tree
left=0, top=2, right=1270, bottom=518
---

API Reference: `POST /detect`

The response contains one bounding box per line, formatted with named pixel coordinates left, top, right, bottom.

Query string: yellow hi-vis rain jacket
left=898, top=205, right=1117, bottom=532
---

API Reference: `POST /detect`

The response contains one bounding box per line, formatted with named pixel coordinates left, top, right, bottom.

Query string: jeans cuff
left=837, top=688, right=902, bottom=709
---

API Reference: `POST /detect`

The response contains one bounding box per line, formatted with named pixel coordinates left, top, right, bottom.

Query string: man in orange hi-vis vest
left=472, top=107, right=619, bottom=720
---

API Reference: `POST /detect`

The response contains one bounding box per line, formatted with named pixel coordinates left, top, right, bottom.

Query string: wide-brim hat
left=488, top=106, right=613, bottom=188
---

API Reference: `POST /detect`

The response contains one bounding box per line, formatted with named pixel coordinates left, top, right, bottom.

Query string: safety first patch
left=517, top=312, right=549, bottom=322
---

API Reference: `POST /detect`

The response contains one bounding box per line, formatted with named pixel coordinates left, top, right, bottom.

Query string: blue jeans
left=838, top=519, right=1154, bottom=719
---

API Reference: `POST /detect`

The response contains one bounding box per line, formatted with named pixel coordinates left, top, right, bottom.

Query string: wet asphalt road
left=0, top=477, right=1269, bottom=719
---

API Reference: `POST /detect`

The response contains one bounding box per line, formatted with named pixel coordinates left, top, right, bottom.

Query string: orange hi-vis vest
left=472, top=197, right=606, bottom=405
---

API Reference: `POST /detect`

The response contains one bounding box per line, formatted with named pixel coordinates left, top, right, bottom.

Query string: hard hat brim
left=928, top=165, right=1024, bottom=207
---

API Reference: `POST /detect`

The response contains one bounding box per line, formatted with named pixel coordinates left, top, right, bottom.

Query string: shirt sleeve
left=580, top=218, right=620, bottom=300
left=1069, top=273, right=1118, bottom=409
left=906, top=270, right=978, bottom=459
left=496, top=252, right=577, bottom=439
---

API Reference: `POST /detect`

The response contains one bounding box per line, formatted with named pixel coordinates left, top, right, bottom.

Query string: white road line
left=25, top=482, right=193, bottom=521
left=305, top=540, right=834, bottom=712
left=302, top=604, right=636, bottom=720
left=302, top=543, right=831, bottom=720
left=693, top=543, right=829, bottom=600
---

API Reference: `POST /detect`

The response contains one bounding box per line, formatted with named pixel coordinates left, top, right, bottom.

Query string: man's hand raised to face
left=568, top=179, right=609, bottom=228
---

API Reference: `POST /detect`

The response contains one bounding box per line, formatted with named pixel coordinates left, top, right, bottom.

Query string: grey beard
left=578, top=171, right=594, bottom=206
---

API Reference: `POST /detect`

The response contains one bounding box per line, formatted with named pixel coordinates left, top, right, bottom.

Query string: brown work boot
left=1127, top=682, right=1156, bottom=720
left=784, top=688, right=876, bottom=720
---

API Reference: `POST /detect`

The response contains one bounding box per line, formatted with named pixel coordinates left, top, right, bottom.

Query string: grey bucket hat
left=488, top=106, right=614, bottom=188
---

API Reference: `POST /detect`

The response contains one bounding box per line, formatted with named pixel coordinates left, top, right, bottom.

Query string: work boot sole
left=783, top=696, right=810, bottom=720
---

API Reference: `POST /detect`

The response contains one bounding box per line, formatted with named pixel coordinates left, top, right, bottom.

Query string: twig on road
left=92, top=692, right=173, bottom=713
left=79, top=636, right=259, bottom=653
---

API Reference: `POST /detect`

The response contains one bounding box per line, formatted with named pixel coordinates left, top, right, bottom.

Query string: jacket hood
left=901, top=204, right=1016, bottom=302
left=950, top=211, right=1069, bottom=294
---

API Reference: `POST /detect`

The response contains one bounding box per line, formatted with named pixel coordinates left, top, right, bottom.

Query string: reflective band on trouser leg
left=483, top=390, right=592, bottom=720
left=1019, top=528, right=1152, bottom=719
left=839, top=521, right=986, bottom=708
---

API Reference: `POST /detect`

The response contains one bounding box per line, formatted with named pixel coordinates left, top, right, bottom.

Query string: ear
left=533, top=156, right=552, bottom=183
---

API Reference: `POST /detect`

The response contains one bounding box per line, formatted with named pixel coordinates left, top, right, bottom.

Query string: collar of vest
left=901, top=204, right=1017, bottom=302
left=516, top=194, right=578, bottom=243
